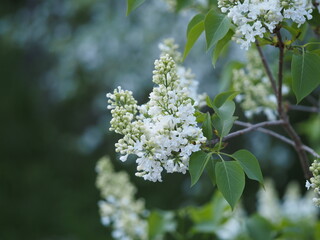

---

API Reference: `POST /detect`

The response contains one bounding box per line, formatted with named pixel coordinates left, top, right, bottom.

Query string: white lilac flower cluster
left=258, top=179, right=317, bottom=222
left=107, top=54, right=206, bottom=182
left=306, top=159, right=320, bottom=207
left=232, top=49, right=288, bottom=120
left=96, top=157, right=148, bottom=240
left=218, top=0, right=314, bottom=49
left=159, top=38, right=207, bottom=107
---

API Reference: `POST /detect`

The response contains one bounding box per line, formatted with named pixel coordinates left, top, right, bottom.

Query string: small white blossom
left=306, top=180, right=313, bottom=190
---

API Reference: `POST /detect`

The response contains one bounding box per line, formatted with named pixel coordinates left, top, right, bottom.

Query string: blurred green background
left=0, top=0, right=316, bottom=239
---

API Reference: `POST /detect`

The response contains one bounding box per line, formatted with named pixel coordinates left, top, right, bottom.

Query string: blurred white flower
left=96, top=156, right=148, bottom=240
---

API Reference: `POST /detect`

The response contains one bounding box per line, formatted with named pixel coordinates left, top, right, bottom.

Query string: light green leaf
left=291, top=52, right=320, bottom=103
left=204, top=9, right=231, bottom=50
left=195, top=111, right=206, bottom=123
left=212, top=115, right=236, bottom=138
left=183, top=14, right=205, bottom=59
left=126, top=0, right=145, bottom=15
left=311, top=49, right=320, bottom=56
left=232, top=149, right=264, bottom=184
left=187, top=14, right=205, bottom=36
left=213, top=91, right=239, bottom=108
left=206, top=95, right=214, bottom=109
left=215, top=100, right=236, bottom=120
left=215, top=161, right=245, bottom=209
left=202, top=112, right=213, bottom=140
left=189, top=151, right=212, bottom=186
left=212, top=29, right=234, bottom=67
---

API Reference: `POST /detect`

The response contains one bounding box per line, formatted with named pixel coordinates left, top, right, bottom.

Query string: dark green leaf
left=212, top=30, right=234, bottom=67
left=126, top=0, right=145, bottom=15
left=291, top=52, right=320, bottom=103
left=202, top=112, right=213, bottom=140
left=232, top=149, right=264, bottom=184
left=189, top=151, right=212, bottom=186
left=204, top=9, right=231, bottom=50
left=183, top=15, right=205, bottom=60
left=213, top=91, right=239, bottom=108
left=206, top=157, right=217, bottom=186
left=215, top=161, right=245, bottom=209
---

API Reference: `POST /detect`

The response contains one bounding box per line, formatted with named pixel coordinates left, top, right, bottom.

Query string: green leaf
left=232, top=149, right=264, bottom=185
left=311, top=49, right=320, bottom=56
left=195, top=111, right=206, bottom=123
left=213, top=91, right=239, bottom=108
left=282, top=22, right=299, bottom=38
left=291, top=52, right=320, bottom=103
left=187, top=14, right=205, bottom=36
left=202, top=112, right=213, bottom=140
left=204, top=9, right=231, bottom=50
left=126, top=0, right=145, bottom=15
left=212, top=115, right=236, bottom=138
left=183, top=14, right=205, bottom=60
left=206, top=157, right=217, bottom=186
left=189, top=151, right=212, bottom=186
left=219, top=61, right=244, bottom=92
left=215, top=161, right=245, bottom=209
left=212, top=30, right=234, bottom=67
left=148, top=211, right=176, bottom=240
left=206, top=95, right=214, bottom=109
left=214, top=100, right=236, bottom=120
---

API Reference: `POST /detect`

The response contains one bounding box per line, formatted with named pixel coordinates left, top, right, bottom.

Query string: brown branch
left=276, top=30, right=284, bottom=117
left=281, top=117, right=312, bottom=178
left=255, top=34, right=313, bottom=179
left=255, top=40, right=278, bottom=96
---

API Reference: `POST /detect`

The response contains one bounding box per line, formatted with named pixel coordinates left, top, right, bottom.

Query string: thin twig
left=234, top=121, right=320, bottom=159
left=288, top=104, right=320, bottom=113
left=211, top=120, right=285, bottom=145
left=255, top=40, right=278, bottom=96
